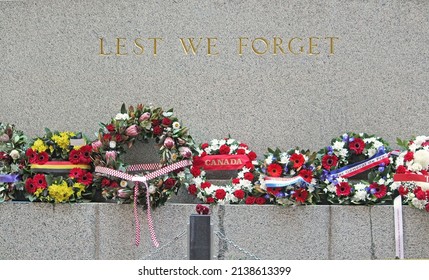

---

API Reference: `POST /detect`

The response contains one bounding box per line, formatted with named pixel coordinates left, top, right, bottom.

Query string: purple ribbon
left=0, top=174, right=20, bottom=183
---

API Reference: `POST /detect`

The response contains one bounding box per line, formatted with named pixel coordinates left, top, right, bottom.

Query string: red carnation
left=415, top=189, right=426, bottom=200
left=336, top=182, right=351, bottom=197
left=370, top=183, right=387, bottom=199
left=404, top=152, right=414, bottom=162
left=422, top=170, right=429, bottom=176
left=247, top=151, right=257, bottom=161
left=26, top=148, right=37, bottom=163
left=188, top=184, right=197, bottom=195
left=101, top=178, right=111, bottom=187
left=206, top=197, right=215, bottom=204
left=25, top=178, right=37, bottom=194
left=290, top=153, right=305, bottom=169
left=237, top=148, right=246, bottom=155
left=164, top=178, right=176, bottom=189
left=190, top=166, right=202, bottom=177
left=232, top=178, right=240, bottom=185
left=349, top=138, right=365, bottom=155
left=292, top=188, right=309, bottom=203
left=298, top=169, right=313, bottom=183
left=69, top=168, right=83, bottom=179
left=201, top=143, right=209, bottom=149
left=245, top=196, right=256, bottom=204
left=233, top=189, right=245, bottom=199
left=245, top=161, right=254, bottom=170
left=36, top=152, right=49, bottom=165
left=153, top=126, right=162, bottom=136
left=219, top=145, right=230, bottom=155
left=398, top=186, right=409, bottom=196
left=162, top=117, right=172, bottom=126
left=215, top=189, right=227, bottom=200
left=201, top=182, right=211, bottom=189
left=77, top=171, right=93, bottom=186
left=239, top=143, right=249, bottom=149
left=426, top=203, right=429, bottom=213
left=267, top=163, right=282, bottom=177
left=33, top=174, right=47, bottom=189
left=244, top=172, right=254, bottom=181
left=151, top=119, right=160, bottom=126
left=69, top=149, right=81, bottom=164
left=79, top=145, right=92, bottom=164
left=110, top=181, right=119, bottom=188
left=322, top=154, right=338, bottom=170
left=106, top=124, right=115, bottom=132
left=255, top=197, right=266, bottom=205
left=396, top=165, right=407, bottom=174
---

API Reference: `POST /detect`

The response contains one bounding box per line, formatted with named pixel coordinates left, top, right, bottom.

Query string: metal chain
left=215, top=231, right=261, bottom=260
left=141, top=230, right=187, bottom=260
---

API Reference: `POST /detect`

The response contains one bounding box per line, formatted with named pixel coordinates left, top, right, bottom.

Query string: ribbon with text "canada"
left=193, top=155, right=250, bottom=170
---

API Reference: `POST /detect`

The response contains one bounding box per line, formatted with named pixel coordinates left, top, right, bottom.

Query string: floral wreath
left=314, top=132, right=395, bottom=205
left=0, top=123, right=28, bottom=202
left=256, top=147, right=319, bottom=205
left=94, top=103, right=195, bottom=208
left=391, top=136, right=429, bottom=212
left=187, top=138, right=259, bottom=205
left=20, top=129, right=93, bottom=203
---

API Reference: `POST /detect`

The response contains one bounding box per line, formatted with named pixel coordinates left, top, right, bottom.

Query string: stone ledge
left=0, top=202, right=427, bottom=260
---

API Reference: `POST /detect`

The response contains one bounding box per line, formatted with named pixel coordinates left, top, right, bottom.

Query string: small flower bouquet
left=0, top=123, right=28, bottom=202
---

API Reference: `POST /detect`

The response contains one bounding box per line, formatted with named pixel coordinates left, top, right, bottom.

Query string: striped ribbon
left=330, top=150, right=396, bottom=178
left=95, top=159, right=192, bottom=247
left=264, top=176, right=308, bottom=187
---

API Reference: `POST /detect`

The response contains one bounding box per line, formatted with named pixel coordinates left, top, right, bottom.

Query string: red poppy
left=298, top=169, right=313, bottom=183
left=233, top=189, right=245, bottom=199
left=69, top=150, right=81, bottom=164
left=25, top=178, right=37, bottom=194
left=215, top=189, right=227, bottom=200
left=77, top=171, right=93, bottom=186
left=336, top=182, right=351, bottom=196
left=69, top=168, right=83, bottom=179
left=36, top=152, right=49, bottom=165
left=322, top=154, right=338, bottom=170
left=33, top=174, right=47, bottom=189
left=349, top=138, right=365, bottom=154
left=219, top=145, right=230, bottom=155
left=292, top=188, right=309, bottom=203
left=267, top=163, right=282, bottom=177
left=290, top=153, right=305, bottom=169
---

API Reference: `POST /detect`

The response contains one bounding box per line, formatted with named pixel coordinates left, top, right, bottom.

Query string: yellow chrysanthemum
left=34, top=188, right=44, bottom=198
left=51, top=133, right=71, bottom=151
left=73, top=183, right=85, bottom=197
left=48, top=181, right=74, bottom=203
left=73, top=145, right=82, bottom=151
left=31, top=139, right=48, bottom=153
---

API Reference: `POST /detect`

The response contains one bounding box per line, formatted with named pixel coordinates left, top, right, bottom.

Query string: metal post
left=188, top=214, right=212, bottom=260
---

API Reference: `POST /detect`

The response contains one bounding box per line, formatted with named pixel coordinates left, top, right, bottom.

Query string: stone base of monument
left=0, top=202, right=428, bottom=260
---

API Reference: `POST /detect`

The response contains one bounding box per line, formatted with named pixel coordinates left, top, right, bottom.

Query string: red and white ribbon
left=95, top=159, right=192, bottom=247
left=394, top=196, right=404, bottom=259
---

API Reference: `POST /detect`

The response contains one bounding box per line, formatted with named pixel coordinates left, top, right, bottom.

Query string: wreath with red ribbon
left=187, top=138, right=259, bottom=204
